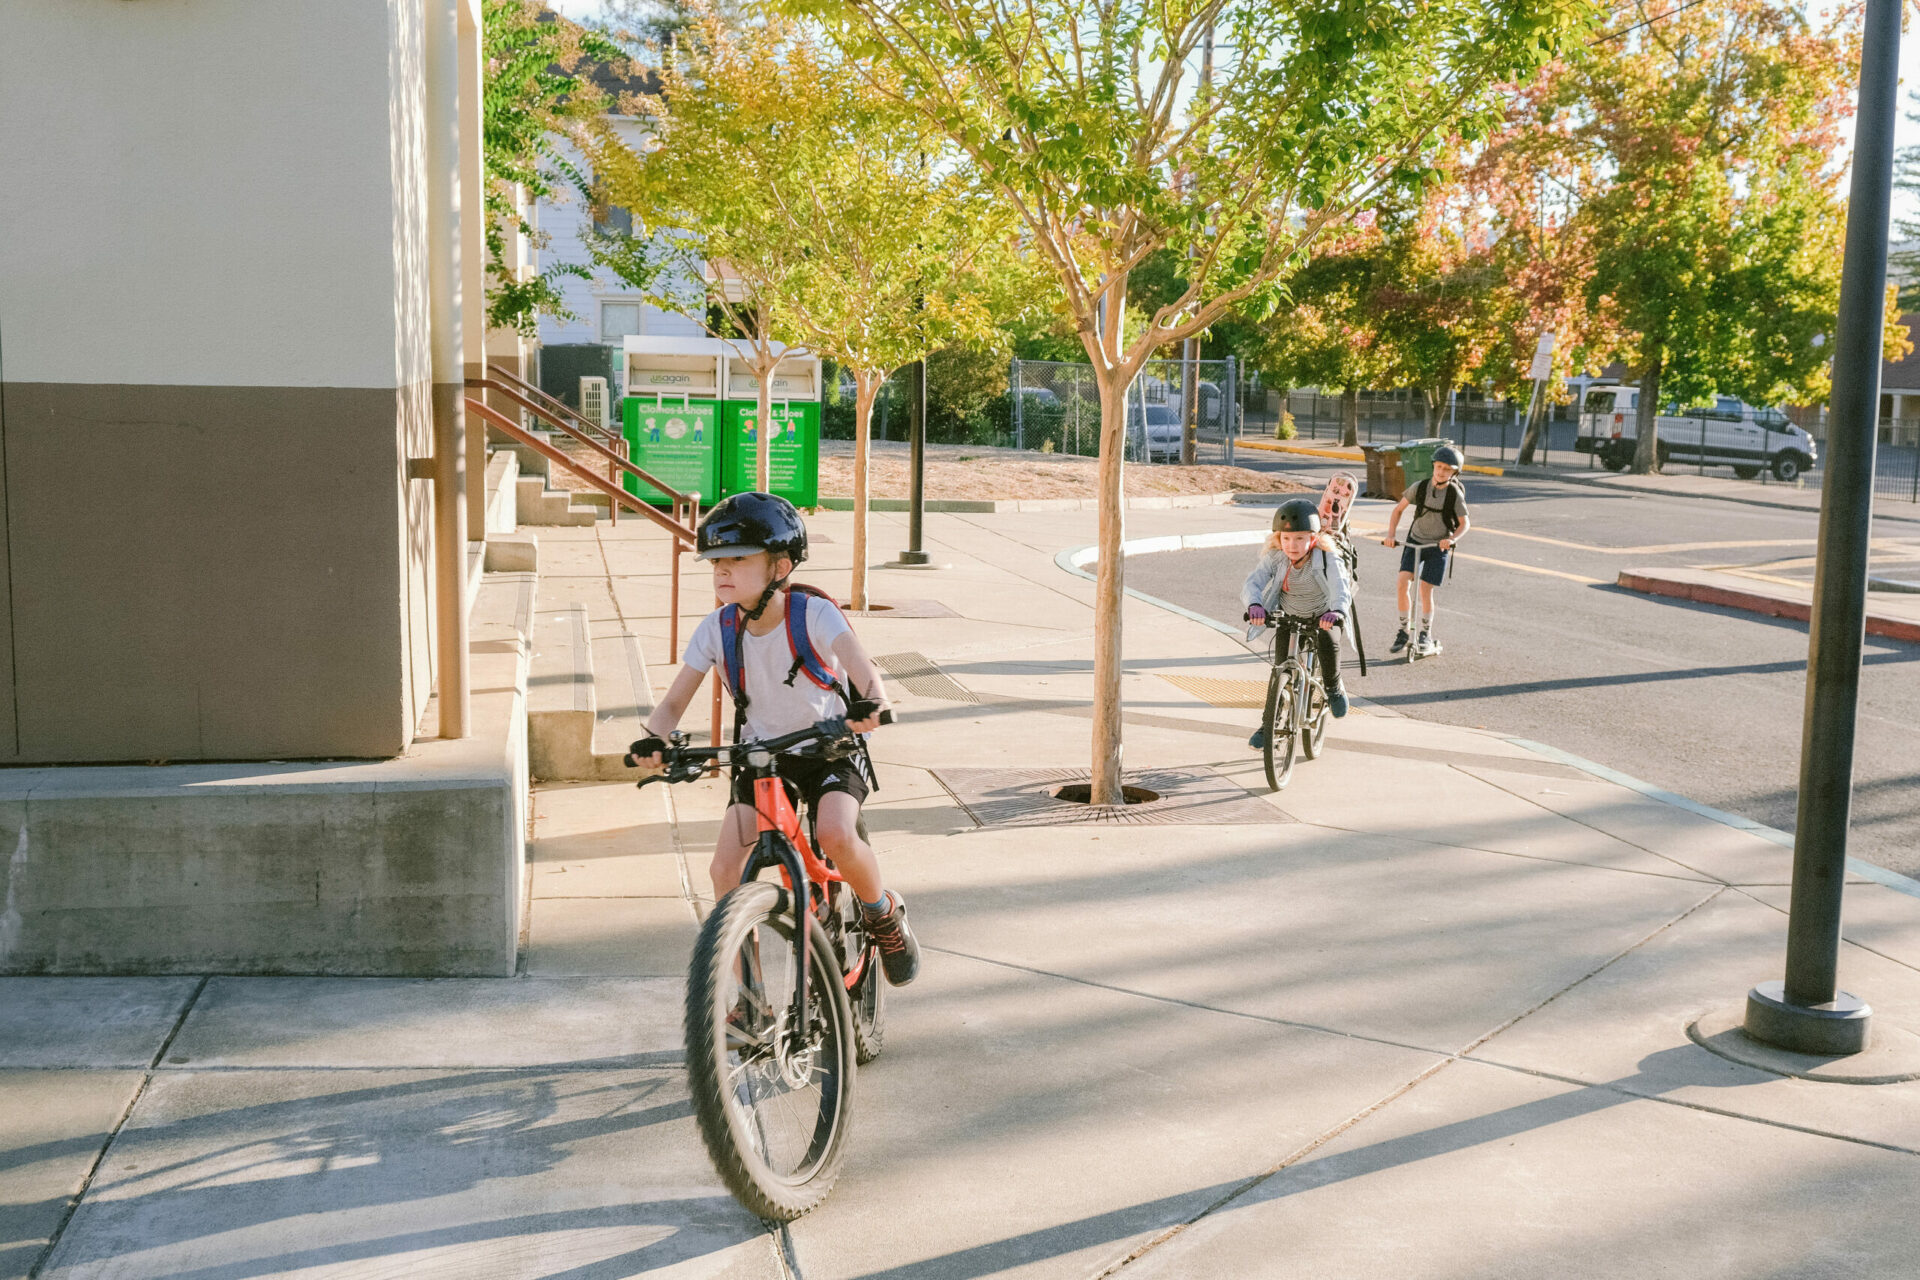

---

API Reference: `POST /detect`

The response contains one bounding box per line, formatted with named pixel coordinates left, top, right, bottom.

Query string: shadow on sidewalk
left=840, top=1045, right=1786, bottom=1280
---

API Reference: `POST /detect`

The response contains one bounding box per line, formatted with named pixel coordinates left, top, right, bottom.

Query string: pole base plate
left=1689, top=997, right=1920, bottom=1083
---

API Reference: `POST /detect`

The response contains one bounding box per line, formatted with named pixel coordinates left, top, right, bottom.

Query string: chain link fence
left=1009, top=357, right=1243, bottom=465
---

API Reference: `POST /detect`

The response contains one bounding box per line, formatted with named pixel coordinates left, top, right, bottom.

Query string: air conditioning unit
left=579, top=376, right=610, bottom=430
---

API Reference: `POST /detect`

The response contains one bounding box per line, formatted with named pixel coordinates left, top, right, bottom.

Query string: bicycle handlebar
left=635, top=709, right=895, bottom=788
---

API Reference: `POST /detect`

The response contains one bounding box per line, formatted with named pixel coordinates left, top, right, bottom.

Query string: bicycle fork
left=744, top=831, right=814, bottom=1056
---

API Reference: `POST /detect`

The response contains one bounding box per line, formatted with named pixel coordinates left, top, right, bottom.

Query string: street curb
left=1052, top=528, right=1919, bottom=898
left=1506, top=737, right=1920, bottom=902
left=1616, top=570, right=1920, bottom=645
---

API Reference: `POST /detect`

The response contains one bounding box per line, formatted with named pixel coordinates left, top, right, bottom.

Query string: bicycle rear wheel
left=1262, top=660, right=1299, bottom=790
left=685, top=877, right=856, bottom=1220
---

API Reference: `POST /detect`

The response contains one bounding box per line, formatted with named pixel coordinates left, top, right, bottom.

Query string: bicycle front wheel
left=1263, top=660, right=1299, bottom=790
left=685, top=877, right=856, bottom=1220
left=1299, top=657, right=1330, bottom=761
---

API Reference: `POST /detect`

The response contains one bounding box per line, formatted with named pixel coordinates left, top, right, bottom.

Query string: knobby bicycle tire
left=1263, top=659, right=1299, bottom=790
left=1299, top=649, right=1330, bottom=760
left=685, top=877, right=856, bottom=1220
left=837, top=891, right=886, bottom=1064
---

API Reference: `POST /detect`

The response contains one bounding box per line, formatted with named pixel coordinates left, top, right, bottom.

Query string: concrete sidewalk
left=11, top=504, right=1920, bottom=1279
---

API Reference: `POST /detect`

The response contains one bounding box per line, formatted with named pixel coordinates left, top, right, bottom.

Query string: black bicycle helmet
left=696, top=492, right=808, bottom=565
left=1272, top=498, right=1322, bottom=534
left=1432, top=445, right=1464, bottom=469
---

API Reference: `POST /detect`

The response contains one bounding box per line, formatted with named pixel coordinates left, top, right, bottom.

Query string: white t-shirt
left=685, top=600, right=856, bottom=743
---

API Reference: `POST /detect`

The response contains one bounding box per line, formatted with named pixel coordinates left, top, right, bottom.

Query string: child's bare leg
left=1418, top=580, right=1437, bottom=626
left=1396, top=570, right=1415, bottom=615
left=708, top=803, right=758, bottom=898
left=814, top=791, right=883, bottom=904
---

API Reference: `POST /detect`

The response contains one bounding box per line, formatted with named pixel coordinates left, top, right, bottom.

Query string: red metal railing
left=465, top=395, right=697, bottom=655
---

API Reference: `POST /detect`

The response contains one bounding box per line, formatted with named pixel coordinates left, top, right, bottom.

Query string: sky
left=543, top=0, right=1920, bottom=228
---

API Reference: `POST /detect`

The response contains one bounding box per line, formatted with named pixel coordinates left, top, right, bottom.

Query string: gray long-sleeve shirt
left=1241, top=545, right=1353, bottom=620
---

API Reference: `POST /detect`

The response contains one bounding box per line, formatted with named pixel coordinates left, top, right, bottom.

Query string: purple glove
left=1245, top=604, right=1268, bottom=625
left=1320, top=611, right=1345, bottom=629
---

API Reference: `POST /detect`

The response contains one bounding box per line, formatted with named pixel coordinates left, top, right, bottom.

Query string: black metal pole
left=898, top=357, right=930, bottom=565
left=1743, top=0, right=1897, bottom=1057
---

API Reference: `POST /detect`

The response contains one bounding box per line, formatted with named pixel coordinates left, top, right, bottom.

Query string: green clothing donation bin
left=720, top=348, right=822, bottom=508
left=620, top=336, right=727, bottom=507
left=1397, top=438, right=1457, bottom=491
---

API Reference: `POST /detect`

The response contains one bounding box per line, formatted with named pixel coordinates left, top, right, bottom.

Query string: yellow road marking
left=1452, top=552, right=1604, bottom=585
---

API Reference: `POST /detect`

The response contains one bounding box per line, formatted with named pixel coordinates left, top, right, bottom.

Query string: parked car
left=1576, top=385, right=1816, bottom=481
left=1127, top=403, right=1184, bottom=460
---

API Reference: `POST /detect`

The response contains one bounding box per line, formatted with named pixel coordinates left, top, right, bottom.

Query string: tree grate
left=931, top=766, right=1289, bottom=828
left=874, top=651, right=979, bottom=702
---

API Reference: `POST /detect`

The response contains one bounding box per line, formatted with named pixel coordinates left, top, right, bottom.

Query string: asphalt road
left=1126, top=460, right=1920, bottom=877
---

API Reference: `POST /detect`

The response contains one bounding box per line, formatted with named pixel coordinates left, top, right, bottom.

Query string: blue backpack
left=716, top=584, right=849, bottom=736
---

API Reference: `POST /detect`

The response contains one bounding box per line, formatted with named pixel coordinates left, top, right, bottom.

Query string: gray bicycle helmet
left=1431, top=445, right=1464, bottom=469
left=1272, top=498, right=1322, bottom=534
left=695, top=492, right=808, bottom=564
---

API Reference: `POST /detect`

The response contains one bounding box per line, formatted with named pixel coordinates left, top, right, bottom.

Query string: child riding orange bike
left=625, top=492, right=920, bottom=986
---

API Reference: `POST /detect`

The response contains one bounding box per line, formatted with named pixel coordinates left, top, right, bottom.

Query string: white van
left=1575, top=385, right=1817, bottom=481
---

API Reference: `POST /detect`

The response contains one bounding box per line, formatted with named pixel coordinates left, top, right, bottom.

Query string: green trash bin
left=721, top=349, right=822, bottom=507
left=1397, top=438, right=1457, bottom=491
left=621, top=337, right=727, bottom=507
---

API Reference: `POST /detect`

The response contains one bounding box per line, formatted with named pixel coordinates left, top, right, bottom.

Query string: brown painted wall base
left=0, top=381, right=431, bottom=761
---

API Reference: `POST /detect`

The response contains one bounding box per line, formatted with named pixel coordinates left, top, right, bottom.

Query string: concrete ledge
left=485, top=532, right=538, bottom=573
left=0, top=573, right=536, bottom=976
left=1616, top=567, right=1920, bottom=644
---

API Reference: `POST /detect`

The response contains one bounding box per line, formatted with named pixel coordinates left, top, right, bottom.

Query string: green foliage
left=1561, top=0, right=1864, bottom=408
left=788, top=0, right=1600, bottom=379
left=481, top=0, right=630, bottom=334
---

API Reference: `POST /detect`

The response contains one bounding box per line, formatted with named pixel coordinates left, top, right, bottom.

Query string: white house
left=534, top=117, right=705, bottom=414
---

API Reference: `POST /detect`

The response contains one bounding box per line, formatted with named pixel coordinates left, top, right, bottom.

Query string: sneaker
left=862, top=891, right=921, bottom=987
left=1327, top=684, right=1349, bottom=718
left=1248, top=727, right=1267, bottom=750
left=1414, top=631, right=1440, bottom=658
left=1389, top=626, right=1410, bottom=654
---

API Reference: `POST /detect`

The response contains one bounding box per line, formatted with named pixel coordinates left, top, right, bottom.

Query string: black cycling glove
left=625, top=736, right=667, bottom=767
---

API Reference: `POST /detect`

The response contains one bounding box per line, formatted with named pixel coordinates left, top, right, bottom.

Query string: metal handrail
left=466, top=377, right=696, bottom=515
left=484, top=362, right=623, bottom=448
left=467, top=395, right=697, bottom=654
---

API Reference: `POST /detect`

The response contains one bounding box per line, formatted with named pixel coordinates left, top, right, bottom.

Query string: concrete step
left=528, top=602, right=593, bottom=780
left=588, top=627, right=652, bottom=781
left=526, top=602, right=653, bottom=781
left=515, top=475, right=598, bottom=527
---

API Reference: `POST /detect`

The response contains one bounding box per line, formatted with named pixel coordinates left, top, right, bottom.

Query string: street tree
left=1243, top=229, right=1405, bottom=446
left=481, top=0, right=628, bottom=334
left=794, top=0, right=1598, bottom=802
left=1544, top=0, right=1861, bottom=472
left=763, top=51, right=1010, bottom=609
left=588, top=14, right=820, bottom=491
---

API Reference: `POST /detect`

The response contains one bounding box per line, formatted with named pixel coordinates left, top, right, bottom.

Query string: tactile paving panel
left=931, top=766, right=1288, bottom=828
left=874, top=651, right=979, bottom=702
left=1159, top=674, right=1270, bottom=709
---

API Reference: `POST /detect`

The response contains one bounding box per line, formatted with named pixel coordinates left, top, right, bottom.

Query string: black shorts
left=1399, top=543, right=1449, bottom=586
left=729, top=750, right=871, bottom=814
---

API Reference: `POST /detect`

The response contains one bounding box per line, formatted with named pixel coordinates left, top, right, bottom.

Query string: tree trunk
left=1517, top=381, right=1549, bottom=465
left=756, top=361, right=774, bottom=493
left=1425, top=388, right=1446, bottom=434
left=1085, top=272, right=1131, bottom=808
left=1633, top=354, right=1663, bottom=474
left=850, top=371, right=880, bottom=611
left=1090, top=363, right=1130, bottom=805
left=1340, top=386, right=1360, bottom=447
